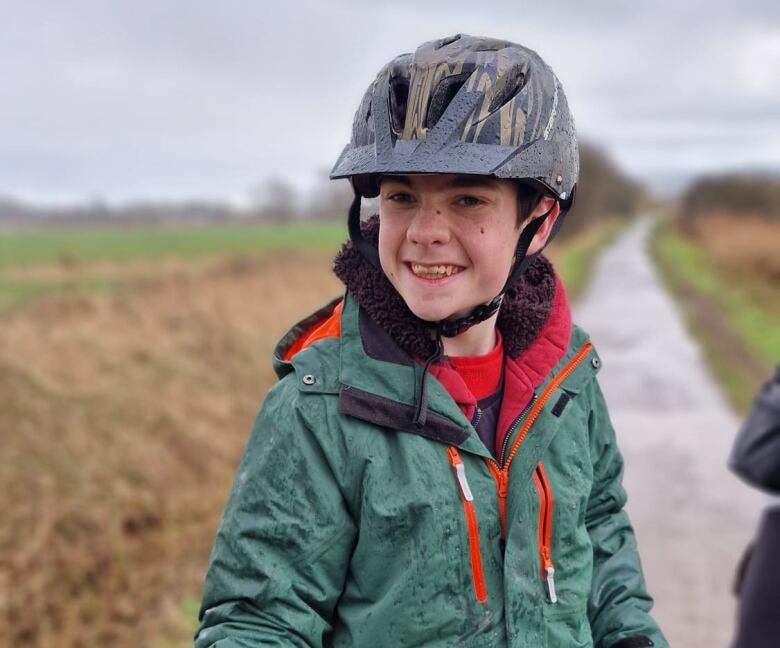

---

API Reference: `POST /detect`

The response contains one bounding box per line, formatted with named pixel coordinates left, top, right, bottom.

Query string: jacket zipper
left=471, top=406, right=483, bottom=429
left=498, top=394, right=536, bottom=468
left=447, top=446, right=488, bottom=604
left=483, top=341, right=593, bottom=541
left=533, top=463, right=557, bottom=603
left=484, top=395, right=535, bottom=539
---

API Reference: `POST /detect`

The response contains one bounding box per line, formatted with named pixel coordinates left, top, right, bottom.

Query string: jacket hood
left=332, top=215, right=556, bottom=360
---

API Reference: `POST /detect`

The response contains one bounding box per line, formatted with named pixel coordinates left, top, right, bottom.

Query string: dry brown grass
left=685, top=212, right=780, bottom=289
left=654, top=213, right=780, bottom=411
left=0, top=251, right=341, bottom=646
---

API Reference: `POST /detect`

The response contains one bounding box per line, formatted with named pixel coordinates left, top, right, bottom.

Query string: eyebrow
left=379, top=175, right=500, bottom=189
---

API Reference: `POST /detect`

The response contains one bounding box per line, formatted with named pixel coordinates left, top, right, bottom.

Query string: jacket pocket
left=447, top=447, right=488, bottom=603
left=533, top=463, right=557, bottom=603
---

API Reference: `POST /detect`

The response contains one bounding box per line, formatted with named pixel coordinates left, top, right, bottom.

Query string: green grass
left=652, top=219, right=780, bottom=411
left=0, top=221, right=347, bottom=312
left=0, top=221, right=346, bottom=269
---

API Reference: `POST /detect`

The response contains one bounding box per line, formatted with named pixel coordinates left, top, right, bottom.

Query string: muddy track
left=575, top=218, right=764, bottom=647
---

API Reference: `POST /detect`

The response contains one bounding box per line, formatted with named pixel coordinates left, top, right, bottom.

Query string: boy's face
left=378, top=174, right=555, bottom=325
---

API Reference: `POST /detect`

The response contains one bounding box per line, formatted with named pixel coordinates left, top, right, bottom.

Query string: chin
left=404, top=301, right=450, bottom=323
left=406, top=299, right=473, bottom=324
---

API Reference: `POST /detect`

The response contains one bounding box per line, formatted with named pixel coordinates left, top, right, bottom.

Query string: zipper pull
left=541, top=546, right=557, bottom=604
left=447, top=447, right=474, bottom=502
left=454, top=463, right=474, bottom=502
left=545, top=566, right=558, bottom=604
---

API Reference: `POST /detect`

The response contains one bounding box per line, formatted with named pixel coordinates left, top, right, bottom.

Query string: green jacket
left=195, top=293, right=667, bottom=647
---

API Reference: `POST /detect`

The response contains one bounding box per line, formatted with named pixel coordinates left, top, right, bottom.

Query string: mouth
left=409, top=263, right=464, bottom=280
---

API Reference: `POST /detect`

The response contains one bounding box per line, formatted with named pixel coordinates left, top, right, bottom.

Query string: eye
left=386, top=191, right=415, bottom=204
left=456, top=195, right=486, bottom=208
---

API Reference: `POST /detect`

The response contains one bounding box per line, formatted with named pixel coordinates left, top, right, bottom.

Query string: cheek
left=484, top=232, right=520, bottom=282
left=377, top=220, right=401, bottom=279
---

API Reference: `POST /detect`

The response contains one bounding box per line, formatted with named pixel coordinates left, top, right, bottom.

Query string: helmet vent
left=389, top=77, right=409, bottom=134
left=488, top=68, right=526, bottom=113
left=363, top=100, right=374, bottom=141
left=426, top=73, right=469, bottom=129
left=472, top=39, right=510, bottom=52
left=434, top=34, right=462, bottom=50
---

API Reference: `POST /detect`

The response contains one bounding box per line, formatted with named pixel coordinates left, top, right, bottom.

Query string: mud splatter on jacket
left=195, top=264, right=667, bottom=647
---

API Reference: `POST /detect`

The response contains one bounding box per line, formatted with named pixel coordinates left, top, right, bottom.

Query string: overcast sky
left=1, top=0, right=778, bottom=204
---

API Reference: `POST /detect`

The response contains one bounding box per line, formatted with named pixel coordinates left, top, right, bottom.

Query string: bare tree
left=249, top=177, right=299, bottom=222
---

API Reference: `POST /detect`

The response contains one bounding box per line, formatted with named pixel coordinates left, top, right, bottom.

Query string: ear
left=525, top=197, right=561, bottom=256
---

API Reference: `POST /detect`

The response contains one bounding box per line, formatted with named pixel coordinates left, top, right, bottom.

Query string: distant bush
left=562, top=142, right=645, bottom=239
left=680, top=173, right=780, bottom=221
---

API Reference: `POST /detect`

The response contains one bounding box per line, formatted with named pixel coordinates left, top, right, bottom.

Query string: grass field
left=652, top=215, right=780, bottom=411
left=0, top=217, right=624, bottom=646
left=0, top=221, right=347, bottom=268
left=0, top=222, right=346, bottom=310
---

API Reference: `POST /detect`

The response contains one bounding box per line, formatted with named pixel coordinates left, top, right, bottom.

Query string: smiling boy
left=377, top=174, right=558, bottom=356
left=195, top=34, right=668, bottom=647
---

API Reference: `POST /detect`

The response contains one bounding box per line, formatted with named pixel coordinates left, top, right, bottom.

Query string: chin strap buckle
left=436, top=295, right=503, bottom=338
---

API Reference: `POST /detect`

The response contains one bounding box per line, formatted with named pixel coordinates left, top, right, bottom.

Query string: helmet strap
left=347, top=188, right=381, bottom=269
left=502, top=203, right=554, bottom=295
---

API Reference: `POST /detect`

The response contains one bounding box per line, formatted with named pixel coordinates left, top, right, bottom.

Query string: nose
left=406, top=204, right=451, bottom=246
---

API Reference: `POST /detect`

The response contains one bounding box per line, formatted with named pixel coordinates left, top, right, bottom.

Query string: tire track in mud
left=574, top=218, right=764, bottom=648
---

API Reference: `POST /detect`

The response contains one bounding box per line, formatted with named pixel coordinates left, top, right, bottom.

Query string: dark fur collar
left=332, top=217, right=556, bottom=360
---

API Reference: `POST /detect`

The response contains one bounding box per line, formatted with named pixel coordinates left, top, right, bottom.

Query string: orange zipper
left=485, top=461, right=507, bottom=538
left=484, top=341, right=593, bottom=540
left=447, top=447, right=488, bottom=603
left=533, top=463, right=557, bottom=603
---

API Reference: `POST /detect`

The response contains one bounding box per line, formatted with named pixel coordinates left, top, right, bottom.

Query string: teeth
left=411, top=263, right=461, bottom=278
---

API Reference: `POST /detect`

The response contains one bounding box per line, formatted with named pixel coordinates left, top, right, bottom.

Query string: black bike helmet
left=331, top=34, right=579, bottom=337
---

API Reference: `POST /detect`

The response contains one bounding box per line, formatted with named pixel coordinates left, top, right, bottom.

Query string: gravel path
left=574, top=218, right=764, bottom=648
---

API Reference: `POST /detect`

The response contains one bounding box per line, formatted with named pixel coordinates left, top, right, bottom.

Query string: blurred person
left=195, top=34, right=667, bottom=647
left=729, top=366, right=780, bottom=648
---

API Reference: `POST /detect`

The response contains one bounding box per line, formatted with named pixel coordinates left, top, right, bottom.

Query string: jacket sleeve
left=584, top=380, right=668, bottom=648
left=194, top=377, right=356, bottom=648
left=729, top=365, right=780, bottom=493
